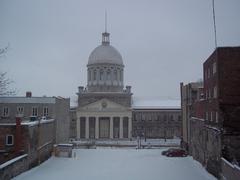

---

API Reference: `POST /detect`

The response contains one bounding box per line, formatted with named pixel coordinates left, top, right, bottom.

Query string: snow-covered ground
left=14, top=149, right=216, bottom=180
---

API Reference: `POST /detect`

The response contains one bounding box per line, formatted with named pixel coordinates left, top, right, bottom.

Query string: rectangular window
left=206, top=112, right=208, bottom=120
left=17, top=106, right=24, bottom=115
left=43, top=107, right=49, bottom=117
left=213, top=86, right=217, bottom=98
left=216, top=112, right=218, bottom=123
left=6, top=134, right=14, bottom=146
left=208, top=68, right=211, bottom=78
left=32, top=107, right=38, bottom=116
left=3, top=107, right=9, bottom=117
left=210, top=112, right=213, bottom=121
left=213, top=62, right=217, bottom=74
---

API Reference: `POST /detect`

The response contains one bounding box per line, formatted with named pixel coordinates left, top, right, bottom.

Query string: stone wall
left=0, top=154, right=28, bottom=180
left=189, top=117, right=206, bottom=165
left=221, top=158, right=240, bottom=180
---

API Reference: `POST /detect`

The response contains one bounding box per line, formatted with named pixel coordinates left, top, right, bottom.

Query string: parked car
left=161, top=148, right=176, bottom=156
left=162, top=148, right=187, bottom=157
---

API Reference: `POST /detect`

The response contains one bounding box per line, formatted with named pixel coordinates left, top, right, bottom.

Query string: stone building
left=0, top=117, right=55, bottom=166
left=76, top=31, right=132, bottom=139
left=0, top=92, right=70, bottom=143
left=71, top=30, right=182, bottom=140
left=180, top=82, right=203, bottom=151
left=132, top=98, right=181, bottom=139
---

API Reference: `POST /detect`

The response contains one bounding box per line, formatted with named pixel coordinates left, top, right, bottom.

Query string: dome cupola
left=87, top=31, right=124, bottom=92
left=87, top=32, right=124, bottom=66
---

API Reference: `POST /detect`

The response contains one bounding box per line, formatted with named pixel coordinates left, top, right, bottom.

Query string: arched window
left=93, top=70, right=97, bottom=80
left=88, top=70, right=91, bottom=81
left=120, top=70, right=123, bottom=81
left=100, top=70, right=104, bottom=80
left=107, top=70, right=111, bottom=80
left=114, top=70, right=117, bottom=80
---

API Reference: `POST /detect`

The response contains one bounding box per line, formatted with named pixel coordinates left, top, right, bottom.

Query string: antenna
left=105, top=10, right=107, bottom=32
left=212, top=0, right=217, bottom=49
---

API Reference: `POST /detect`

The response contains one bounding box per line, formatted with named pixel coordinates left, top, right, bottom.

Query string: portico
left=76, top=99, right=132, bottom=139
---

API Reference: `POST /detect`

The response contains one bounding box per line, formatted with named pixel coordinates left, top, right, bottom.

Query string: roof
left=132, top=97, right=181, bottom=109
left=88, top=44, right=123, bottom=66
left=0, top=97, right=56, bottom=104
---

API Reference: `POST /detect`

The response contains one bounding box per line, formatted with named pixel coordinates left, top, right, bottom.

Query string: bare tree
left=0, top=45, right=16, bottom=96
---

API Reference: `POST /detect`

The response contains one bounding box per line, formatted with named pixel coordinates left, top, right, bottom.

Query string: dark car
left=161, top=148, right=176, bottom=156
left=162, top=148, right=187, bottom=157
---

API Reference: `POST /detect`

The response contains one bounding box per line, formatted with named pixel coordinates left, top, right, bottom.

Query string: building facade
left=0, top=92, right=70, bottom=143
left=132, top=98, right=181, bottom=139
left=185, top=46, right=240, bottom=178
left=76, top=31, right=133, bottom=139
left=72, top=31, right=182, bottom=140
left=180, top=82, right=203, bottom=151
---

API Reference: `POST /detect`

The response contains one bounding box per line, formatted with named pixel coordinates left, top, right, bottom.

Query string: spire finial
left=102, top=11, right=110, bottom=45
left=105, top=10, right=107, bottom=32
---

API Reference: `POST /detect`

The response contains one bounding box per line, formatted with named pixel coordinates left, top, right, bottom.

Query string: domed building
left=72, top=30, right=182, bottom=141
left=76, top=31, right=133, bottom=139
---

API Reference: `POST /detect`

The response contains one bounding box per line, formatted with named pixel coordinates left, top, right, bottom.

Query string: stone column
left=77, top=118, right=80, bottom=139
left=128, top=116, right=132, bottom=139
left=95, top=117, right=99, bottom=139
left=120, top=117, right=123, bottom=139
left=110, top=117, right=113, bottom=139
left=85, top=117, right=89, bottom=139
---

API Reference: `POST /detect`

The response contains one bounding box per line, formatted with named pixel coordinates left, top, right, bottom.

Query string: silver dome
left=88, top=44, right=123, bottom=66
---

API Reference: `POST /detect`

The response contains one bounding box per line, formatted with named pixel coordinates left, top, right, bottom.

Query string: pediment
left=78, top=98, right=129, bottom=112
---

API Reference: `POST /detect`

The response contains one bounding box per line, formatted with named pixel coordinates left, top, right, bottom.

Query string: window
left=43, top=107, right=48, bottom=117
left=210, top=112, right=213, bottom=121
left=17, top=106, right=24, bottom=115
left=93, top=70, right=97, bottom=80
left=213, top=62, right=217, bottom=74
left=107, top=70, right=111, bottom=80
left=3, top=107, right=9, bottom=117
left=216, top=112, right=218, bottom=123
left=32, top=107, right=38, bottom=116
left=88, top=70, right=91, bottom=81
left=114, top=70, right=117, bottom=80
left=100, top=70, right=104, bottom=80
left=205, top=112, right=208, bottom=120
left=213, top=86, right=217, bottom=98
left=120, top=70, right=123, bottom=81
left=208, top=68, right=211, bottom=78
left=6, top=135, right=14, bottom=146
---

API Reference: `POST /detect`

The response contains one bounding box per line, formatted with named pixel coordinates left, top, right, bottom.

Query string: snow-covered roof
left=0, top=119, right=55, bottom=127
left=132, top=97, right=181, bottom=109
left=0, top=97, right=56, bottom=104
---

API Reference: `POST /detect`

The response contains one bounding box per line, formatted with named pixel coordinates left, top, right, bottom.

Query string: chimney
left=78, top=86, right=84, bottom=94
left=15, top=117, right=22, bottom=155
left=26, top=91, right=32, bottom=97
left=126, top=86, right=131, bottom=93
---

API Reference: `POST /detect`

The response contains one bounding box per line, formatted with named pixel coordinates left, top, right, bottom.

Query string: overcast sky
left=0, top=0, right=240, bottom=103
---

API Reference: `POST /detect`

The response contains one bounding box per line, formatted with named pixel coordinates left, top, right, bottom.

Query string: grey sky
left=0, top=0, right=240, bottom=102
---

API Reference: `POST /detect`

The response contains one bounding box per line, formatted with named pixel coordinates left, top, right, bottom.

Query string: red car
left=162, top=148, right=188, bottom=157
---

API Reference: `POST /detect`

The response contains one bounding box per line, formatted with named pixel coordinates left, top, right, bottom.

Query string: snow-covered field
left=14, top=149, right=217, bottom=180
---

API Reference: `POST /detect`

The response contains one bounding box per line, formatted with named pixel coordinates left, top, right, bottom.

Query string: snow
left=13, top=149, right=216, bottom=180
left=0, top=154, right=28, bottom=169
left=0, top=119, right=54, bottom=127
left=132, top=97, right=181, bottom=109
left=0, top=97, right=56, bottom=104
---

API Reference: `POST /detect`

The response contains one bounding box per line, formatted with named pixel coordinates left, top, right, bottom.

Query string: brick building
left=0, top=118, right=54, bottom=165
left=0, top=92, right=70, bottom=143
left=184, top=46, right=240, bottom=178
